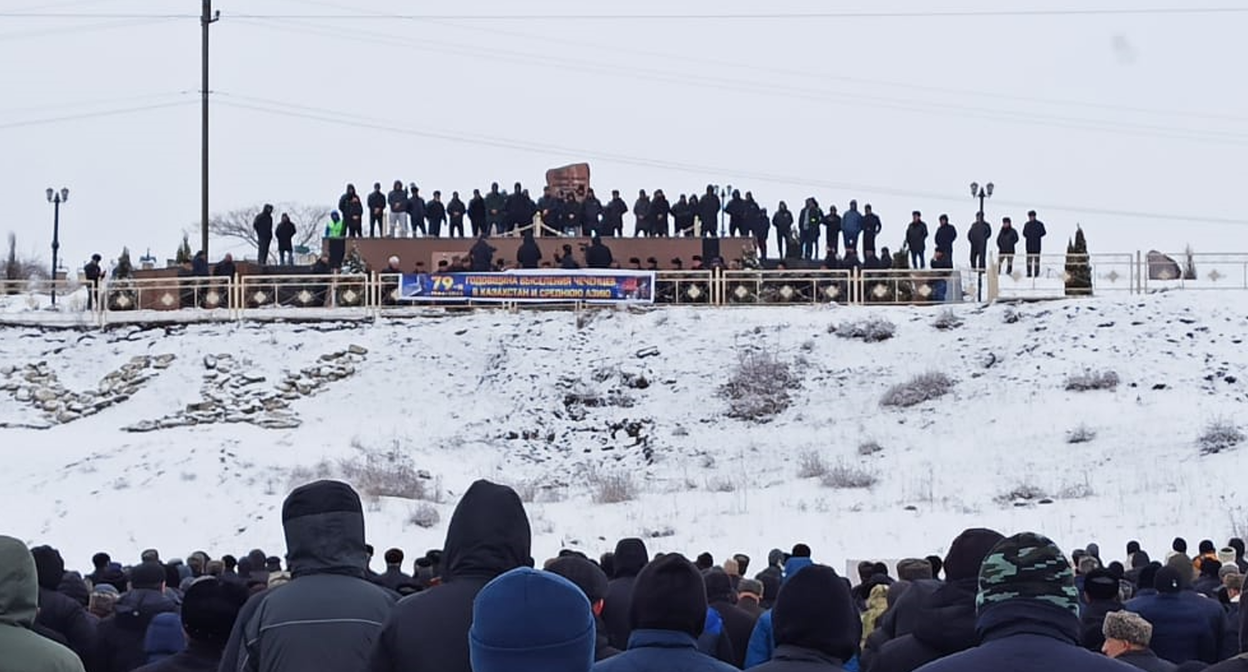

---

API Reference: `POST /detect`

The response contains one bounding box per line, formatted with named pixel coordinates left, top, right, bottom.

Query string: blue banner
left=399, top=270, right=655, bottom=303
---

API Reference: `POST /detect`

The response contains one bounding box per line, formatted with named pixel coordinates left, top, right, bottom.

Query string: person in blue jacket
left=840, top=201, right=863, bottom=254
left=1124, top=565, right=1235, bottom=665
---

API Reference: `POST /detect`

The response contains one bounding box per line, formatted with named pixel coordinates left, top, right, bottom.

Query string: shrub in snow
left=820, top=461, right=878, bottom=489
left=996, top=483, right=1047, bottom=505
left=1066, top=424, right=1097, bottom=444
left=706, top=476, right=737, bottom=493
left=797, top=450, right=829, bottom=479
left=718, top=350, right=799, bottom=422
left=408, top=502, right=440, bottom=529
left=830, top=318, right=896, bottom=342
left=1065, top=370, right=1120, bottom=392
left=588, top=469, right=638, bottom=504
left=1057, top=481, right=1095, bottom=499
left=336, top=441, right=427, bottom=501
left=858, top=440, right=884, bottom=456
left=880, top=372, right=953, bottom=408
left=1199, top=418, right=1245, bottom=455
left=932, top=309, right=963, bottom=331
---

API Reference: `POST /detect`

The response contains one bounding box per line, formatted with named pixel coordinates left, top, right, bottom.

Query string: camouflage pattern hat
left=976, top=532, right=1079, bottom=616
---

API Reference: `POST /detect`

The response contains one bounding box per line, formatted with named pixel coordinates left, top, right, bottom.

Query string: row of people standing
left=904, top=209, right=1048, bottom=275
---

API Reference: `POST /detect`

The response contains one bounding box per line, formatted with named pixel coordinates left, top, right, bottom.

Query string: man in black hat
left=751, top=564, right=859, bottom=672
left=29, top=545, right=95, bottom=662
left=547, top=555, right=618, bottom=662
left=1125, top=565, right=1234, bottom=664
left=93, top=561, right=178, bottom=672
left=133, top=578, right=247, bottom=672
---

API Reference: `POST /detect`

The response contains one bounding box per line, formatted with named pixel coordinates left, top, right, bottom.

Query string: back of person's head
left=612, top=538, right=649, bottom=578
left=1137, top=563, right=1161, bottom=591
left=222, top=554, right=237, bottom=570
left=182, top=578, right=249, bottom=649
left=723, top=558, right=740, bottom=577
left=926, top=554, right=944, bottom=579
left=129, top=561, right=167, bottom=590
left=897, top=558, right=933, bottom=581
left=281, top=480, right=367, bottom=577
left=1078, top=556, right=1101, bottom=576
left=737, top=578, right=764, bottom=600
left=1103, top=610, right=1152, bottom=648
left=945, top=528, right=1006, bottom=582
left=598, top=552, right=615, bottom=579
left=92, top=552, right=111, bottom=569
left=695, top=552, right=714, bottom=571
left=1084, top=568, right=1120, bottom=601
left=1154, top=566, right=1183, bottom=594
left=470, top=568, right=594, bottom=672
left=89, top=583, right=119, bottom=617
left=385, top=548, right=404, bottom=566
left=1199, top=539, right=1216, bottom=555
left=629, top=553, right=706, bottom=638
left=1173, top=537, right=1188, bottom=554
left=1230, top=538, right=1246, bottom=558
left=772, top=564, right=859, bottom=662
left=1164, top=553, right=1195, bottom=588
left=144, top=612, right=185, bottom=660
left=733, top=553, right=750, bottom=575
left=703, top=568, right=734, bottom=603
left=1131, top=550, right=1152, bottom=569
left=29, top=545, right=65, bottom=590
left=547, top=556, right=609, bottom=605
left=1126, top=540, right=1141, bottom=555
left=976, top=532, right=1079, bottom=617
left=791, top=543, right=812, bottom=558
left=1200, top=558, right=1223, bottom=578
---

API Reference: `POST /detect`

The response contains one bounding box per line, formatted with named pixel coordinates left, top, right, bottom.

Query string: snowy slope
left=1, top=292, right=1247, bottom=573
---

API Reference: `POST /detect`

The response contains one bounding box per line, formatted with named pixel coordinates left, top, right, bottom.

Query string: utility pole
left=202, top=0, right=219, bottom=259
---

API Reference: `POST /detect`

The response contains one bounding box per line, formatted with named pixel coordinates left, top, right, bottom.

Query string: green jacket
left=0, top=536, right=85, bottom=672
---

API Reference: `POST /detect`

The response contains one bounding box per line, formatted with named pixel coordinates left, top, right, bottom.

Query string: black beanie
left=30, top=545, right=65, bottom=591
left=1173, top=537, right=1188, bottom=553
left=772, top=564, right=859, bottom=662
left=629, top=553, right=707, bottom=638
left=1155, top=566, right=1182, bottom=594
left=703, top=569, right=734, bottom=603
left=1200, top=539, right=1216, bottom=555
left=1084, top=568, right=1119, bottom=601
left=1230, top=538, right=1246, bottom=559
left=695, top=553, right=714, bottom=571
left=943, top=528, right=1006, bottom=582
left=182, top=578, right=249, bottom=647
left=1137, top=563, right=1160, bottom=590
left=1126, top=540, right=1141, bottom=555
left=547, top=556, right=609, bottom=603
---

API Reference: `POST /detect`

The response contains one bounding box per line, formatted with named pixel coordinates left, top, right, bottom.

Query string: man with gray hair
left=1101, top=610, right=1175, bottom=672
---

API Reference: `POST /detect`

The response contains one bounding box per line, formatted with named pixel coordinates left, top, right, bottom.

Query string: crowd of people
left=7, top=478, right=1248, bottom=672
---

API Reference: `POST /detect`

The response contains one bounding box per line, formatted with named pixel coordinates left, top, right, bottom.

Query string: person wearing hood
left=905, top=211, right=929, bottom=269
left=366, top=480, right=531, bottom=672
left=548, top=556, right=620, bottom=662
left=218, top=480, right=396, bottom=672
left=338, top=184, right=364, bottom=238
left=752, top=564, right=860, bottom=672
left=0, top=536, right=85, bottom=672
left=967, top=212, right=992, bottom=271
left=252, top=205, right=274, bottom=266
left=274, top=214, right=296, bottom=266
left=30, top=546, right=95, bottom=663
left=756, top=549, right=786, bottom=611
left=516, top=232, right=542, bottom=269
left=705, top=569, right=758, bottom=668
left=132, top=578, right=247, bottom=672
left=593, top=553, right=738, bottom=672
left=745, top=550, right=816, bottom=668
left=1080, top=569, right=1125, bottom=653
left=915, top=532, right=1135, bottom=672
left=91, top=561, right=178, bottom=672
left=603, top=538, right=649, bottom=651
left=585, top=236, right=614, bottom=269
left=840, top=200, right=863, bottom=253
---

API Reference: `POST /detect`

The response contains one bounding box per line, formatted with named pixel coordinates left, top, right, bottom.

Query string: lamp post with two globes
left=46, top=187, right=69, bottom=307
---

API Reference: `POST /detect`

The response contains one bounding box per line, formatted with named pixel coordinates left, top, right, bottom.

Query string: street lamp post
left=969, top=182, right=994, bottom=302
left=46, top=187, right=69, bottom=306
left=720, top=184, right=732, bottom=238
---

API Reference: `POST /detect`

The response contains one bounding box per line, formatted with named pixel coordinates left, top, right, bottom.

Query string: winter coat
left=142, top=613, right=184, bottom=663
left=1023, top=220, right=1046, bottom=253
left=425, top=200, right=446, bottom=228
left=339, top=192, right=363, bottom=222
left=725, top=197, right=748, bottom=232
left=367, top=190, right=387, bottom=215
left=603, top=198, right=629, bottom=233
left=36, top=586, right=95, bottom=662
left=710, top=593, right=758, bottom=667
left=469, top=239, right=496, bottom=272
left=841, top=208, right=863, bottom=237
left=467, top=195, right=486, bottom=224
left=698, top=607, right=738, bottom=665
left=1125, top=590, right=1235, bottom=664
left=252, top=211, right=273, bottom=241
left=871, top=579, right=979, bottom=672
left=517, top=236, right=542, bottom=269
left=595, top=618, right=622, bottom=662
left=90, top=589, right=178, bottom=672
left=651, top=196, right=671, bottom=229
left=603, top=539, right=650, bottom=651
left=408, top=195, right=426, bottom=226
left=1080, top=600, right=1121, bottom=652
left=934, top=224, right=957, bottom=254
left=698, top=194, right=721, bottom=233
left=365, top=481, right=532, bottom=672
left=905, top=222, right=929, bottom=252
left=997, top=226, right=1019, bottom=253
left=483, top=191, right=506, bottom=226
left=861, top=213, right=882, bottom=246
left=773, top=209, right=794, bottom=234
left=746, top=558, right=815, bottom=668
left=914, top=601, right=1136, bottom=672
left=1113, top=649, right=1178, bottom=672
left=798, top=206, right=822, bottom=239
left=376, top=568, right=417, bottom=595
left=582, top=197, right=604, bottom=231
left=131, top=641, right=220, bottom=672
left=274, top=220, right=296, bottom=249
left=633, top=196, right=653, bottom=231
left=968, top=220, right=992, bottom=249
left=586, top=241, right=614, bottom=269
left=672, top=200, right=695, bottom=232
left=753, top=644, right=850, bottom=672
left=592, top=629, right=739, bottom=672
left=0, top=537, right=85, bottom=672
left=446, top=197, right=466, bottom=224
left=218, top=482, right=397, bottom=672
left=387, top=189, right=409, bottom=213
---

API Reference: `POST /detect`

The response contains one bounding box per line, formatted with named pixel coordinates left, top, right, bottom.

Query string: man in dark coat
left=650, top=190, right=671, bottom=237
left=1023, top=209, right=1047, bottom=278
left=967, top=211, right=992, bottom=270
left=705, top=569, right=757, bottom=668
left=367, top=183, right=387, bottom=237
left=602, top=538, right=649, bottom=651
left=469, top=235, right=496, bottom=272
left=1100, top=610, right=1176, bottom=672
left=84, top=254, right=104, bottom=311
left=672, top=195, right=695, bottom=237
left=425, top=191, right=446, bottom=238
left=633, top=190, right=652, bottom=237
left=547, top=556, right=620, bottom=663
left=376, top=550, right=418, bottom=596
left=698, top=185, right=721, bottom=237
left=445, top=191, right=466, bottom=238
left=581, top=189, right=604, bottom=236
left=30, top=546, right=95, bottom=663
left=1125, top=566, right=1235, bottom=665
left=772, top=203, right=794, bottom=259
left=861, top=204, right=882, bottom=255
left=338, top=184, right=364, bottom=238
left=516, top=232, right=542, bottom=269
left=585, top=236, right=614, bottom=269
left=603, top=190, right=628, bottom=237
left=725, top=190, right=748, bottom=238
left=365, top=480, right=531, bottom=672
left=916, top=532, right=1137, bottom=672
left=797, top=199, right=823, bottom=261
left=593, top=553, right=737, bottom=672
left=218, top=480, right=396, bottom=672
left=467, top=189, right=486, bottom=237
left=1081, top=568, right=1124, bottom=652
left=933, top=214, right=957, bottom=258
left=0, top=537, right=86, bottom=672
left=997, top=217, right=1019, bottom=275
left=88, top=554, right=128, bottom=595
left=252, top=204, right=274, bottom=266
left=905, top=211, right=928, bottom=269
left=132, top=578, right=247, bottom=672
left=755, top=549, right=786, bottom=611
left=408, top=186, right=427, bottom=237
left=483, top=183, right=506, bottom=236
left=752, top=565, right=859, bottom=672
left=91, top=561, right=178, bottom=672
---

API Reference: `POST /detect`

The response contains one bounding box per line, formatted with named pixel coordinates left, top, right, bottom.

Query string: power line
left=0, top=100, right=195, bottom=130
left=212, top=93, right=1248, bottom=227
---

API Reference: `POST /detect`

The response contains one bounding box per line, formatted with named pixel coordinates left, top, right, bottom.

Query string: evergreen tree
left=112, top=247, right=134, bottom=280
left=1064, top=226, right=1091, bottom=296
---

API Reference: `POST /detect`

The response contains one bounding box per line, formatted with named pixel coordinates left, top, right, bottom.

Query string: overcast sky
left=4, top=0, right=1248, bottom=269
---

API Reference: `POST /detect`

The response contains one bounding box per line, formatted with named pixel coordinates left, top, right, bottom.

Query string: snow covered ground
left=1, top=291, right=1247, bottom=575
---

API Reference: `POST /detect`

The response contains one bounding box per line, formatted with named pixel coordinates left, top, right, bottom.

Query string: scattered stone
left=635, top=346, right=660, bottom=359
left=347, top=344, right=368, bottom=355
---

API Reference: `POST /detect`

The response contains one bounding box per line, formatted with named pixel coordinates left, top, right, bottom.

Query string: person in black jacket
left=706, top=569, right=758, bottom=668
left=92, top=561, right=178, bottom=672
left=468, top=235, right=495, bottom=272
left=467, top=189, right=486, bottom=238
left=252, top=204, right=274, bottom=266
left=752, top=565, right=859, bottom=672
left=602, top=538, right=649, bottom=651
left=408, top=185, right=426, bottom=237
left=581, top=189, right=603, bottom=236
left=602, top=190, right=627, bottom=237
left=862, top=204, right=883, bottom=256
left=772, top=203, right=794, bottom=259
left=367, top=183, right=387, bottom=238
left=699, top=185, right=721, bottom=237
left=517, top=232, right=542, bottom=269
left=219, top=481, right=396, bottom=672
left=585, top=236, right=613, bottom=269
left=725, top=190, right=747, bottom=237
left=376, top=550, right=418, bottom=597
left=997, top=217, right=1019, bottom=275
left=671, top=195, right=695, bottom=237
left=632, top=190, right=652, bottom=237
left=562, top=193, right=582, bottom=236
left=84, top=254, right=104, bottom=311
left=1080, top=568, right=1123, bottom=653
left=967, top=211, right=992, bottom=271
left=1023, top=210, right=1047, bottom=277
left=339, top=184, right=364, bottom=238
left=822, top=206, right=841, bottom=259
left=133, top=578, right=247, bottom=672
left=30, top=545, right=95, bottom=663
left=934, top=214, right=957, bottom=258
left=559, top=244, right=580, bottom=269
left=547, top=555, right=619, bottom=662
left=365, top=481, right=531, bottom=672
left=425, top=191, right=446, bottom=238
left=650, top=190, right=671, bottom=237
left=505, top=182, right=527, bottom=234
left=447, top=192, right=466, bottom=238
left=275, top=213, right=296, bottom=266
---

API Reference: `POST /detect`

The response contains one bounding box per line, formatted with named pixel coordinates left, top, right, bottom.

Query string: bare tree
left=5, top=232, right=50, bottom=282
left=205, top=203, right=330, bottom=261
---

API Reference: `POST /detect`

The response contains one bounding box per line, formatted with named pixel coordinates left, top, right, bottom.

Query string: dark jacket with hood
left=603, top=538, right=650, bottom=651
left=91, top=589, right=178, bottom=672
left=31, top=546, right=95, bottom=663
left=365, top=480, right=531, bottom=672
left=705, top=570, right=757, bottom=668
left=517, top=235, right=542, bottom=269
left=752, top=565, right=859, bottom=672
left=0, top=536, right=86, bottom=672
left=218, top=480, right=396, bottom=672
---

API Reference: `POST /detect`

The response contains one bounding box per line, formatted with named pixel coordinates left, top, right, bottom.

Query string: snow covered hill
left=2, top=292, right=1246, bottom=573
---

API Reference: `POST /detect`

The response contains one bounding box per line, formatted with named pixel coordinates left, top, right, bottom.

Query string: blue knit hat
left=470, top=567, right=595, bottom=672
